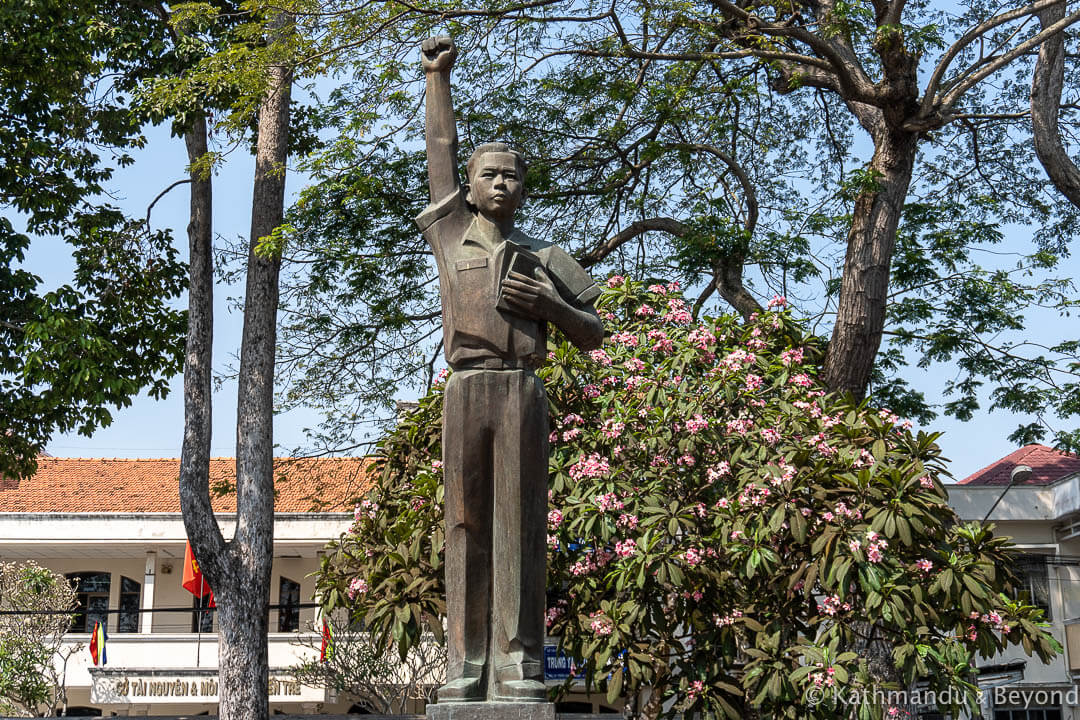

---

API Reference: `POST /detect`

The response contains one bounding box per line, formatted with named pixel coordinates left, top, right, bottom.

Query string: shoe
left=438, top=676, right=484, bottom=703
left=494, top=679, right=547, bottom=702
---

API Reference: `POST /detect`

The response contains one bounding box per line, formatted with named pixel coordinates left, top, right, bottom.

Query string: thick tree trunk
left=821, top=124, right=918, bottom=398
left=217, top=35, right=292, bottom=720
left=1032, top=0, right=1080, bottom=208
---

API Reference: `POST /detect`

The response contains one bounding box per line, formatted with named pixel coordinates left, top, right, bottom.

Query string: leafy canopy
left=317, top=279, right=1058, bottom=720
left=0, top=1, right=189, bottom=478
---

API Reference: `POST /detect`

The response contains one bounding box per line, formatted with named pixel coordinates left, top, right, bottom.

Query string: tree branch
left=937, top=4, right=1080, bottom=112
left=578, top=217, right=690, bottom=267
left=1031, top=0, right=1080, bottom=208
left=920, top=0, right=1063, bottom=117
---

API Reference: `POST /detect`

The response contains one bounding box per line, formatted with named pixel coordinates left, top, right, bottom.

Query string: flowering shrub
left=317, top=280, right=1058, bottom=719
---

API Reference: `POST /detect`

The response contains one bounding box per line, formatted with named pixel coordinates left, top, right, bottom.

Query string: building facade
left=0, top=456, right=370, bottom=716
left=948, top=444, right=1080, bottom=720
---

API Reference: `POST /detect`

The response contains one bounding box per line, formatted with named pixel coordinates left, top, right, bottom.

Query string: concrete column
left=141, top=551, right=156, bottom=634
left=312, top=550, right=325, bottom=629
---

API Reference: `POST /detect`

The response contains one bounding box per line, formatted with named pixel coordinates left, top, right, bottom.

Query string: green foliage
left=316, top=280, right=1058, bottom=719
left=0, top=562, right=78, bottom=715
left=265, top=0, right=1080, bottom=455
left=0, top=1, right=190, bottom=479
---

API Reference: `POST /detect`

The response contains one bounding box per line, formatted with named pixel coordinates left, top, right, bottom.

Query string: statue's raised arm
left=421, top=36, right=459, bottom=202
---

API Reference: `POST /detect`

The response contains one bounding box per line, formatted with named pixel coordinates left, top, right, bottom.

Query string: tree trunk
left=217, top=28, right=292, bottom=719
left=821, top=124, right=918, bottom=398
left=1031, top=0, right=1080, bottom=208
left=179, top=115, right=226, bottom=583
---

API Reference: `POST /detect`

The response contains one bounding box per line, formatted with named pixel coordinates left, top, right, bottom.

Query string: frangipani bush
left=317, top=278, right=1058, bottom=720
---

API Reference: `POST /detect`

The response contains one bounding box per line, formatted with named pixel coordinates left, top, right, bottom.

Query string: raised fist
left=421, top=36, right=457, bottom=73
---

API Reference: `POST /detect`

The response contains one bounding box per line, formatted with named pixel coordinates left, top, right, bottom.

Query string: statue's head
left=465, top=142, right=527, bottom=223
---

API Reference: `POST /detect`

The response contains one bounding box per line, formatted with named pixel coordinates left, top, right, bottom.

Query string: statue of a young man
left=418, top=35, right=604, bottom=704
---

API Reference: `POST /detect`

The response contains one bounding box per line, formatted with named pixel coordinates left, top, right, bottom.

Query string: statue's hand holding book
left=496, top=240, right=562, bottom=321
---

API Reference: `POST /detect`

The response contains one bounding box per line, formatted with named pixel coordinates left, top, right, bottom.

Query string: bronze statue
left=418, top=35, right=604, bottom=704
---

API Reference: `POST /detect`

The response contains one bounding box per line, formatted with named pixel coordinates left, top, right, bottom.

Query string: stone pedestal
left=427, top=702, right=556, bottom=720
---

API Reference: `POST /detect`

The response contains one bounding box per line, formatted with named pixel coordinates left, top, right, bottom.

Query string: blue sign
left=544, top=644, right=573, bottom=680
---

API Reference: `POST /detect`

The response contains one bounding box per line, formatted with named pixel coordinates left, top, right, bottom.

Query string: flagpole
left=196, top=575, right=204, bottom=667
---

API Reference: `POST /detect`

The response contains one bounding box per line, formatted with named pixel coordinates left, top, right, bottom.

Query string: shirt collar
left=461, top=218, right=538, bottom=251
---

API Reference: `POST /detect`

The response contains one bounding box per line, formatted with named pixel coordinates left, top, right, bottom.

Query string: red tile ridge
left=957, top=443, right=1080, bottom=486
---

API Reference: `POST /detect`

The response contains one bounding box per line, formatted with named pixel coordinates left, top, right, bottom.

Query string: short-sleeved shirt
left=416, top=187, right=601, bottom=370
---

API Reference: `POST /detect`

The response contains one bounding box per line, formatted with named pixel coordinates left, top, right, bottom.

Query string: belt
left=451, top=357, right=541, bottom=371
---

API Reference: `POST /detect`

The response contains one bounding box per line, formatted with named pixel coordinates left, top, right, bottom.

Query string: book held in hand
left=495, top=239, right=544, bottom=315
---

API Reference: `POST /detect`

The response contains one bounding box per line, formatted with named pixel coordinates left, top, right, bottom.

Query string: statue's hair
left=466, top=142, right=528, bottom=184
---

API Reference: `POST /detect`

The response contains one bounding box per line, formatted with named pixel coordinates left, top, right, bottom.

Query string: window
left=191, top=594, right=214, bottom=633
left=66, top=572, right=110, bottom=633
left=278, top=577, right=300, bottom=632
left=1014, top=554, right=1052, bottom=619
left=117, top=576, right=141, bottom=633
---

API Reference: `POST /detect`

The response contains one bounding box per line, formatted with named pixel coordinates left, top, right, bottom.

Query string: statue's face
left=468, top=152, right=523, bottom=222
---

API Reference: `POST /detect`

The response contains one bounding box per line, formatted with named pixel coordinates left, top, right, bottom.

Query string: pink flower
left=562, top=427, right=582, bottom=441
left=347, top=576, right=369, bottom=599
left=624, top=357, right=645, bottom=372
left=780, top=347, right=804, bottom=366
left=647, top=283, right=667, bottom=295
left=647, top=328, right=673, bottom=353
left=744, top=374, right=763, bottom=391
left=588, top=349, right=612, bottom=366
left=431, top=460, right=444, bottom=471
left=590, top=616, right=614, bottom=636
left=663, top=309, right=693, bottom=325
left=548, top=509, right=564, bottom=528
left=635, top=304, right=657, bottom=317
left=614, top=539, right=638, bottom=557
left=688, top=680, right=705, bottom=698
left=726, top=418, right=753, bottom=436
left=677, top=453, right=696, bottom=467
left=707, top=462, right=731, bottom=481
left=610, top=331, right=639, bottom=347
left=606, top=275, right=625, bottom=288
left=583, top=383, right=600, bottom=398
left=688, top=327, right=717, bottom=349
left=790, top=373, right=813, bottom=387
left=817, top=594, right=843, bottom=616
left=666, top=281, right=681, bottom=292
left=878, top=408, right=900, bottom=423
left=915, top=559, right=933, bottom=573
left=685, top=414, right=708, bottom=434
left=920, top=476, right=934, bottom=489
left=768, top=295, right=787, bottom=308
left=617, top=513, right=639, bottom=529
left=601, top=419, right=625, bottom=439
left=570, top=453, right=611, bottom=480
left=594, top=492, right=624, bottom=512
left=682, top=547, right=703, bottom=567
left=435, top=367, right=450, bottom=384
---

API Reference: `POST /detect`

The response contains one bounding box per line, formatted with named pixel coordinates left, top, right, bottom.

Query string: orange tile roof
left=958, top=444, right=1080, bottom=486
left=0, top=457, right=374, bottom=513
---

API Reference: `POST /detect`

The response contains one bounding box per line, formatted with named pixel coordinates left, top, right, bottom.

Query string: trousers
left=442, top=368, right=549, bottom=697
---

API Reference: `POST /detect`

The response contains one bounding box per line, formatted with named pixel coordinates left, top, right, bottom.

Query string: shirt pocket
left=455, top=257, right=488, bottom=271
